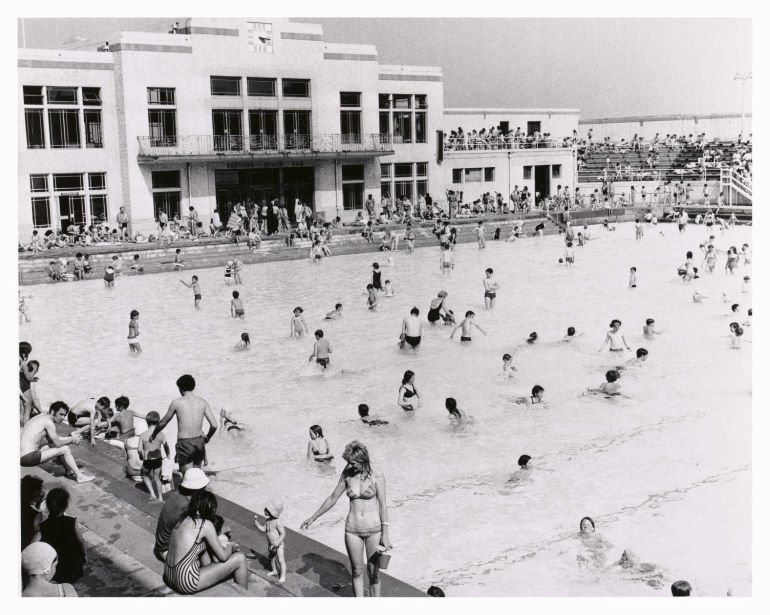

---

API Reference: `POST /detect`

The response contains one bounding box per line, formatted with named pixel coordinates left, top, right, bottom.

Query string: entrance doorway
left=534, top=165, right=550, bottom=202
left=58, top=195, right=85, bottom=231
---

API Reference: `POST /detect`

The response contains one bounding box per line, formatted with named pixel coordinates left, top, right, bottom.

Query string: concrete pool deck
left=22, top=431, right=426, bottom=597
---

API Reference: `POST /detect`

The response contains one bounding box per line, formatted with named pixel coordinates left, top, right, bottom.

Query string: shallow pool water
left=23, top=222, right=752, bottom=596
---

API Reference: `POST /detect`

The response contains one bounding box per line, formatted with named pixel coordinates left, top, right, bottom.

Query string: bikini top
left=401, top=384, right=416, bottom=398
left=346, top=473, right=377, bottom=500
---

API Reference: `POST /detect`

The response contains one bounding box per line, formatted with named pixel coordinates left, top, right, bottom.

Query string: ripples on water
left=24, top=223, right=752, bottom=596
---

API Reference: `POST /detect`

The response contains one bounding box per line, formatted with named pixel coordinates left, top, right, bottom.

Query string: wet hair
left=309, top=425, right=324, bottom=438
left=410, top=307, right=419, bottom=316
left=19, top=341, right=32, bottom=359
left=241, top=332, right=250, bottom=344
left=630, top=267, right=637, bottom=272
left=315, top=329, right=323, bottom=338
left=29, top=360, right=40, bottom=370
left=465, top=310, right=475, bottom=318
left=342, top=441, right=372, bottom=478
left=191, top=275, right=198, bottom=281
left=686, top=251, right=693, bottom=259
left=97, top=397, right=111, bottom=410
left=357, top=404, right=370, bottom=418
left=636, top=348, right=648, bottom=358
left=21, top=475, right=45, bottom=507
left=232, top=290, right=239, bottom=299
left=373, top=262, right=380, bottom=269
left=748, top=308, right=752, bottom=316
left=293, top=306, right=303, bottom=314
left=566, top=241, right=573, bottom=247
left=115, top=396, right=129, bottom=410
left=335, top=303, right=342, bottom=309
left=130, top=310, right=139, bottom=318
left=427, top=586, right=445, bottom=597
left=134, top=254, right=140, bottom=260
left=402, top=370, right=415, bottom=385
left=731, top=304, right=739, bottom=312
left=532, top=385, right=544, bottom=397
left=49, top=401, right=69, bottom=416
left=605, top=370, right=620, bottom=383
left=176, top=248, right=181, bottom=254
left=385, top=279, right=391, bottom=284
left=46, top=487, right=70, bottom=517
left=485, top=268, right=493, bottom=274
left=610, top=319, right=621, bottom=328
left=579, top=516, right=595, bottom=532
left=367, top=284, right=374, bottom=290
left=176, top=374, right=196, bottom=392
left=518, top=454, right=531, bottom=468
left=567, top=327, right=576, bottom=336
left=645, top=318, right=654, bottom=325
left=502, top=353, right=512, bottom=361
left=671, top=580, right=692, bottom=596
left=145, top=411, right=160, bottom=426
left=528, top=332, right=538, bottom=341
left=185, top=490, right=218, bottom=524
left=445, top=397, right=461, bottom=418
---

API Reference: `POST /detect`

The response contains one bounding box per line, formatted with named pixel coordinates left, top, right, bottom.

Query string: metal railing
left=137, top=133, right=393, bottom=157
left=443, top=138, right=573, bottom=152
left=579, top=166, right=725, bottom=183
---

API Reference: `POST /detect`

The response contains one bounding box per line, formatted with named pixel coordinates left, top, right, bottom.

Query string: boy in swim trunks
left=643, top=318, right=662, bottom=339
left=325, top=303, right=343, bottom=320
left=139, top=411, right=169, bottom=502
left=254, top=502, right=286, bottom=583
left=367, top=284, right=378, bottom=311
left=588, top=370, right=628, bottom=398
left=128, top=310, right=142, bottom=353
left=439, top=244, right=454, bottom=276
left=180, top=275, right=202, bottom=309
left=483, top=268, right=500, bottom=309
left=400, top=307, right=424, bottom=350
left=231, top=291, right=245, bottom=320
left=309, top=330, right=332, bottom=368
left=450, top=311, right=486, bottom=342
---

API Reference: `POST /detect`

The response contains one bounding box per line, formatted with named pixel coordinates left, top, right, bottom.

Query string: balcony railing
left=443, top=138, right=574, bottom=152
left=137, top=133, right=393, bottom=158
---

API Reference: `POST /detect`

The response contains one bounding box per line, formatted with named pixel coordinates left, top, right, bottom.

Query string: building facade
left=18, top=18, right=578, bottom=239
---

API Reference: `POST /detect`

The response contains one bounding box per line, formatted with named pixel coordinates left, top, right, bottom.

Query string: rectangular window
left=25, top=109, right=45, bottom=149
left=523, top=166, right=533, bottom=180
left=147, top=87, right=176, bottom=105
left=379, top=112, right=389, bottom=136
left=283, top=111, right=311, bottom=149
left=57, top=195, right=85, bottom=229
left=89, top=195, right=108, bottom=223
left=417, top=180, right=427, bottom=197
left=46, top=86, right=77, bottom=105
left=393, top=94, right=411, bottom=109
left=31, top=197, right=50, bottom=227
left=340, top=92, right=361, bottom=107
left=53, top=173, right=84, bottom=192
left=88, top=173, right=106, bottom=191
left=393, top=112, right=412, bottom=143
left=151, top=171, right=180, bottom=189
left=395, top=180, right=413, bottom=202
left=210, top=76, right=241, bottom=96
left=247, top=78, right=276, bottom=97
left=416, top=162, right=428, bottom=177
left=499, top=121, right=509, bottom=134
left=342, top=164, right=365, bottom=210
left=379, top=94, right=390, bottom=109
left=247, top=21, right=273, bottom=53
left=48, top=109, right=81, bottom=148
left=23, top=86, right=44, bottom=105
left=452, top=169, right=463, bottom=183
left=282, top=79, right=311, bottom=98
left=380, top=164, right=391, bottom=179
left=212, top=110, right=243, bottom=151
left=415, top=95, right=428, bottom=109
left=248, top=110, right=278, bottom=149
left=30, top=175, right=48, bottom=192
left=381, top=181, right=392, bottom=198
left=527, top=121, right=541, bottom=136
left=84, top=110, right=103, bottom=148
left=484, top=167, right=495, bottom=182
left=464, top=168, right=482, bottom=183
left=148, top=109, right=177, bottom=146
left=82, top=87, right=102, bottom=106
left=342, top=165, right=364, bottom=181
left=341, top=111, right=362, bottom=144
left=415, top=112, right=426, bottom=143
left=552, top=164, right=561, bottom=178
left=394, top=163, right=413, bottom=178
left=153, top=192, right=181, bottom=221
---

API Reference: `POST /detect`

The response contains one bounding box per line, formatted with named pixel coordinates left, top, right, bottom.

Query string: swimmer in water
left=743, top=308, right=752, bottom=327
left=383, top=280, right=395, bottom=297
left=398, top=370, right=420, bottom=411
left=741, top=276, right=751, bottom=293
left=692, top=290, right=707, bottom=303
left=514, top=385, right=545, bottom=406
left=702, top=244, right=718, bottom=273
left=628, top=267, right=637, bottom=288
left=128, top=310, right=142, bottom=354
left=450, top=311, right=486, bottom=342
left=235, top=333, right=250, bottom=350
left=729, top=322, right=744, bottom=349
left=526, top=332, right=538, bottom=345
left=231, top=291, right=245, bottom=320
left=290, top=307, right=308, bottom=338
left=325, top=303, right=343, bottom=320
left=367, top=284, right=379, bottom=311
left=219, top=408, right=245, bottom=433
left=578, top=516, right=613, bottom=568
left=619, top=348, right=649, bottom=370
left=180, top=275, right=202, bottom=309
left=587, top=369, right=628, bottom=398
left=358, top=403, right=389, bottom=426
left=483, top=268, right=500, bottom=309
left=502, top=353, right=516, bottom=378
left=307, top=425, right=333, bottom=461
left=671, top=580, right=692, bottom=596
left=563, top=326, right=583, bottom=341
left=508, top=454, right=533, bottom=483
left=400, top=307, right=424, bottom=351
left=308, top=329, right=332, bottom=368
left=642, top=318, right=662, bottom=339
left=599, top=319, right=630, bottom=353
left=564, top=242, right=575, bottom=266
left=371, top=262, right=382, bottom=292
left=439, top=243, right=454, bottom=275
left=445, top=397, right=467, bottom=422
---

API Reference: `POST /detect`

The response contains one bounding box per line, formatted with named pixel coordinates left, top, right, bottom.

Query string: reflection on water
left=24, top=224, right=751, bottom=596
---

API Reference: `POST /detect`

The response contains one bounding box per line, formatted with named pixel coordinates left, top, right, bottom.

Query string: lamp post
left=733, top=72, right=752, bottom=136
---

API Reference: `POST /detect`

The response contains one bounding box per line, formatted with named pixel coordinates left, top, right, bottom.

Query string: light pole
left=734, top=72, right=752, bottom=137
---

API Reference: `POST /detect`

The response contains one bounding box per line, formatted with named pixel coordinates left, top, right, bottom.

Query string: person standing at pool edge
left=151, top=375, right=217, bottom=474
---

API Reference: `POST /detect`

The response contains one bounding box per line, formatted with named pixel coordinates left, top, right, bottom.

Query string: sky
left=17, top=17, right=752, bottom=119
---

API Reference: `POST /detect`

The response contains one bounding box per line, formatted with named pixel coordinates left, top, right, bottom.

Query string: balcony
left=137, top=134, right=394, bottom=163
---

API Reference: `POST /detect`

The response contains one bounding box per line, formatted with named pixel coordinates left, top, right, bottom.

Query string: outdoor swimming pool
left=24, top=222, right=752, bottom=596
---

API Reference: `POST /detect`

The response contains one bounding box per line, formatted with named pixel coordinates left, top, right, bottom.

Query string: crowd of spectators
left=444, top=127, right=578, bottom=151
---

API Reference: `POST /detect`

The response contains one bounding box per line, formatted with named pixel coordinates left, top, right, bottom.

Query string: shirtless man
left=68, top=397, right=112, bottom=445
left=20, top=401, right=94, bottom=483
left=450, top=311, right=487, bottom=342
left=400, top=307, right=424, bottom=350
left=151, top=375, right=217, bottom=473
left=483, top=268, right=500, bottom=309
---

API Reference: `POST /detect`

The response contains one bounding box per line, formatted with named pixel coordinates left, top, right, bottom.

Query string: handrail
left=443, top=138, right=573, bottom=152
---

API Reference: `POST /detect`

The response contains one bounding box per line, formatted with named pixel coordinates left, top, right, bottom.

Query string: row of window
left=451, top=167, right=496, bottom=183
left=210, top=76, right=311, bottom=98
left=522, top=164, right=561, bottom=179
left=24, top=86, right=103, bottom=149
left=23, top=86, right=102, bottom=106
left=29, top=172, right=108, bottom=228
left=380, top=161, right=428, bottom=203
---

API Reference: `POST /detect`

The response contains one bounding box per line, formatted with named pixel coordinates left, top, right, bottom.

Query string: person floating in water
left=563, top=326, right=583, bottom=342
left=450, top=311, right=486, bottom=343
left=514, top=385, right=545, bottom=406
left=220, top=408, right=245, bottom=434
left=308, top=329, right=332, bottom=368
left=358, top=403, right=388, bottom=426
left=587, top=370, right=628, bottom=398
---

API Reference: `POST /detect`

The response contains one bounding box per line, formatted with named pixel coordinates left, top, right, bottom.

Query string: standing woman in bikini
left=301, top=441, right=392, bottom=597
left=398, top=370, right=421, bottom=411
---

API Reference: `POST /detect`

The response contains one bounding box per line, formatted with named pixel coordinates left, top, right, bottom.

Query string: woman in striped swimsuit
left=163, top=491, right=249, bottom=594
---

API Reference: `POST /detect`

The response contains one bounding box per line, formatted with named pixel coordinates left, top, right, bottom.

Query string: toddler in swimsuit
left=290, top=307, right=308, bottom=337
left=231, top=291, right=245, bottom=320
left=254, top=502, right=286, bottom=582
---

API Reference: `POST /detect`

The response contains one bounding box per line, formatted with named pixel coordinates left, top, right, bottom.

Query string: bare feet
left=76, top=474, right=95, bottom=483
left=267, top=571, right=277, bottom=577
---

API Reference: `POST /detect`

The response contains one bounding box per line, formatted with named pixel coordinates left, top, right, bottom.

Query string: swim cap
left=22, top=542, right=57, bottom=575
left=438, top=290, right=448, bottom=298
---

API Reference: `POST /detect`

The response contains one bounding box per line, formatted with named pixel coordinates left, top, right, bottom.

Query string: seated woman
left=307, top=425, right=334, bottom=461
left=22, top=542, right=78, bottom=597
left=163, top=491, right=248, bottom=594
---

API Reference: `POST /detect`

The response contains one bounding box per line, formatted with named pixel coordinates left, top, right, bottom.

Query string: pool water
left=23, top=222, right=752, bottom=596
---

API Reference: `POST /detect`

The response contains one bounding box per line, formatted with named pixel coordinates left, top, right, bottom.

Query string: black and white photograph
left=11, top=3, right=764, bottom=607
